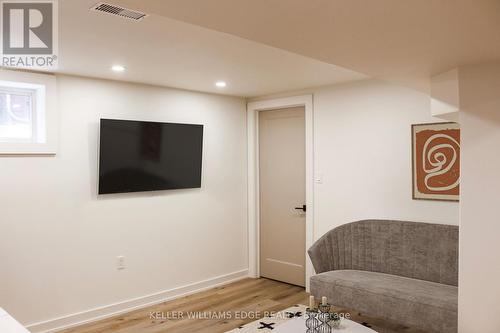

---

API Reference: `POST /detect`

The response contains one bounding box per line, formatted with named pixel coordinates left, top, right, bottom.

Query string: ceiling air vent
left=91, top=2, right=147, bottom=21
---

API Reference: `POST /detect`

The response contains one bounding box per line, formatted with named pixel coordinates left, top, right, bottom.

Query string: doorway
left=247, top=95, right=314, bottom=291
left=258, top=107, right=306, bottom=286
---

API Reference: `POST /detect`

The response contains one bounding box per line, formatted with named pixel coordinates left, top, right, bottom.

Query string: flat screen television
left=98, top=119, right=203, bottom=194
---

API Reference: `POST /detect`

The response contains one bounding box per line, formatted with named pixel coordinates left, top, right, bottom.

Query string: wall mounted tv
left=98, top=119, right=203, bottom=195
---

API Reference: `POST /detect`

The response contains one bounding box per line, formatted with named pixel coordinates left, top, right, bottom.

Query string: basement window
left=0, top=72, right=57, bottom=155
left=0, top=86, right=37, bottom=143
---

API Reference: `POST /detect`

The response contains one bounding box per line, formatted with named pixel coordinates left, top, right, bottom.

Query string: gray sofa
left=308, top=220, right=458, bottom=333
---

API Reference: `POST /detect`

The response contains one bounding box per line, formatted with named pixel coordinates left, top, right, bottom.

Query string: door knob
left=294, top=204, right=306, bottom=212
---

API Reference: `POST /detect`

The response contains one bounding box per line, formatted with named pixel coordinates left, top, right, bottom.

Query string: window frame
left=0, top=69, right=57, bottom=155
left=0, top=86, right=38, bottom=144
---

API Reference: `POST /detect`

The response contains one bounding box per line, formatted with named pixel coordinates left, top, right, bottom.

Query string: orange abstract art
left=412, top=122, right=460, bottom=201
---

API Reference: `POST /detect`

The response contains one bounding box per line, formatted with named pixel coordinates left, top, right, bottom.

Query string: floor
left=60, top=278, right=425, bottom=333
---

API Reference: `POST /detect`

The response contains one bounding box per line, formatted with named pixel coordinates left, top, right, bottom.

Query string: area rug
left=225, top=304, right=382, bottom=333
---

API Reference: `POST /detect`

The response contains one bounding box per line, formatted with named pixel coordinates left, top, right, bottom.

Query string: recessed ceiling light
left=111, top=65, right=126, bottom=72
left=215, top=81, right=227, bottom=88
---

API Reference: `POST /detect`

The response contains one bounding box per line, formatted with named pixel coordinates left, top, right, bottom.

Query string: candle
left=321, top=296, right=327, bottom=306
left=309, top=295, right=315, bottom=309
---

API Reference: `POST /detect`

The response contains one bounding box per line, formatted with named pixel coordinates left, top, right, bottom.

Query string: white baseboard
left=26, top=269, right=249, bottom=333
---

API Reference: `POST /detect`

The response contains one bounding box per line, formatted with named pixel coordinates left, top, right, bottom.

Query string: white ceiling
left=55, top=0, right=367, bottom=97
left=113, top=0, right=500, bottom=93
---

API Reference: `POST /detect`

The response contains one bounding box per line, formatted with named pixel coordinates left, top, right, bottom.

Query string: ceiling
left=113, top=0, right=500, bottom=93
left=55, top=0, right=367, bottom=97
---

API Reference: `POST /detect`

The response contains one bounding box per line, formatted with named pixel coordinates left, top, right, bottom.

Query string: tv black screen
left=98, top=119, right=203, bottom=194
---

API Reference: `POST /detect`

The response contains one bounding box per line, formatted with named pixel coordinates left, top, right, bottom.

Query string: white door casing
left=247, top=95, right=314, bottom=291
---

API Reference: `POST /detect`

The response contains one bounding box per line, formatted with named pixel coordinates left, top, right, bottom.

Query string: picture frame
left=412, top=122, right=460, bottom=201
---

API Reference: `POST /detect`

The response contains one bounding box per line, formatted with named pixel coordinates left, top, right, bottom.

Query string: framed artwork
left=412, top=122, right=460, bottom=201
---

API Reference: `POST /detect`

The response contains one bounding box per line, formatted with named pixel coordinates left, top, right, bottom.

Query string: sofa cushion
left=310, top=270, right=458, bottom=333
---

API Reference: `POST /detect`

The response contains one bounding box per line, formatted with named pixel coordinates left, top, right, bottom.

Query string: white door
left=259, top=107, right=306, bottom=287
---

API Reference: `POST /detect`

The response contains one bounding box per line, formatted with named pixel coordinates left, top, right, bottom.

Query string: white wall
left=458, top=62, right=500, bottom=333
left=1, top=75, right=462, bottom=331
left=312, top=80, right=459, bottom=237
left=0, top=75, right=248, bottom=331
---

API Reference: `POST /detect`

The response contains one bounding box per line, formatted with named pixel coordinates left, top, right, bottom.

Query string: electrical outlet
left=116, top=256, right=125, bottom=270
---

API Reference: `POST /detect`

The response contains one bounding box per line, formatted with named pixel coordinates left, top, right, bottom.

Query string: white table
left=273, top=315, right=376, bottom=332
left=0, top=308, right=31, bottom=333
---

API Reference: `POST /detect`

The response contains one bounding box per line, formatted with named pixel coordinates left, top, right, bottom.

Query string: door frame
left=247, top=95, right=314, bottom=291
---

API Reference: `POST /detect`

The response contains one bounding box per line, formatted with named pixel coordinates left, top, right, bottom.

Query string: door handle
left=294, top=204, right=306, bottom=212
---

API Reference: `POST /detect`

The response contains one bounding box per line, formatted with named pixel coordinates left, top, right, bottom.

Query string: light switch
left=315, top=172, right=323, bottom=184
left=116, top=256, right=126, bottom=270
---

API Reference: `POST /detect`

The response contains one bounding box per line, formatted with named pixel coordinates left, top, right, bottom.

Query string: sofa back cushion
left=308, top=220, right=458, bottom=286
